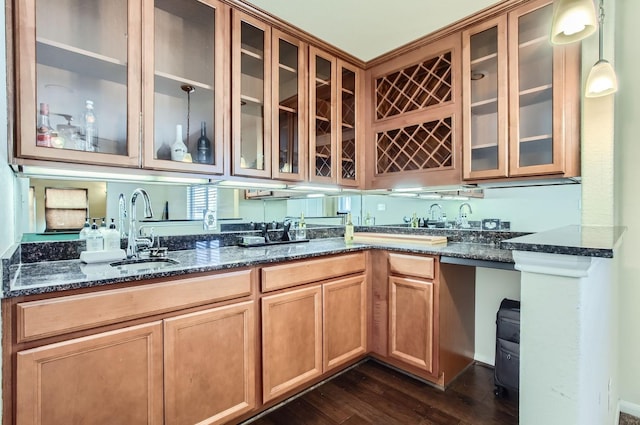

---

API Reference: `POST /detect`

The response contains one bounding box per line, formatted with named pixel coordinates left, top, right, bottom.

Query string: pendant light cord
left=598, top=0, right=605, bottom=61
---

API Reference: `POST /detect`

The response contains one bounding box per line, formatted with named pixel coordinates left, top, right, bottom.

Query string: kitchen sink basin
left=110, top=258, right=180, bottom=273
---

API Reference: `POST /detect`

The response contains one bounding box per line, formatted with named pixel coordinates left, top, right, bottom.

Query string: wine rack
left=375, top=52, right=452, bottom=120
left=376, top=117, right=453, bottom=174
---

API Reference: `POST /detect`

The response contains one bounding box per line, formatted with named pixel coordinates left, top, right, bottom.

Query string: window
left=187, top=185, right=217, bottom=221
left=44, top=187, right=88, bottom=231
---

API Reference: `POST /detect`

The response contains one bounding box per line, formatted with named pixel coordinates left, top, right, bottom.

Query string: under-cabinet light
left=389, top=193, right=418, bottom=198
left=18, top=165, right=211, bottom=185
left=391, top=187, right=424, bottom=193
left=217, top=180, right=287, bottom=189
left=550, top=0, right=598, bottom=45
left=306, top=193, right=326, bottom=198
left=289, top=185, right=341, bottom=192
left=419, top=194, right=443, bottom=200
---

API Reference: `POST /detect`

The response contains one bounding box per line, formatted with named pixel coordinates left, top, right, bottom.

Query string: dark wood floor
left=246, top=360, right=519, bottom=425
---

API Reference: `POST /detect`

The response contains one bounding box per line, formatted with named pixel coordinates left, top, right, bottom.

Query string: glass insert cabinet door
left=508, top=0, right=565, bottom=176
left=309, top=47, right=337, bottom=184
left=232, top=11, right=271, bottom=178
left=144, top=0, right=226, bottom=174
left=16, top=0, right=142, bottom=166
left=462, top=16, right=509, bottom=180
left=338, top=61, right=359, bottom=187
left=271, top=30, right=306, bottom=182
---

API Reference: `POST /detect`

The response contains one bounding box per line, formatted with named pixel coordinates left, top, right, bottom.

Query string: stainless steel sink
left=110, top=258, right=179, bottom=273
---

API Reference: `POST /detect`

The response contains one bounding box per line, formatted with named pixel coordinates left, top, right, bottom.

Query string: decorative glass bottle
left=171, top=124, right=188, bottom=161
left=196, top=121, right=212, bottom=164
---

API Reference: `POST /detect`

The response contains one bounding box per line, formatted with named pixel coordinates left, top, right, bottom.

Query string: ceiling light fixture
left=585, top=0, right=618, bottom=97
left=550, top=0, right=597, bottom=45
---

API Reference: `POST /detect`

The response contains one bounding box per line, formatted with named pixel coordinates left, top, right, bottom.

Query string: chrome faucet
left=428, top=203, right=443, bottom=221
left=457, top=202, right=473, bottom=229
left=118, top=193, right=128, bottom=238
left=127, top=188, right=154, bottom=259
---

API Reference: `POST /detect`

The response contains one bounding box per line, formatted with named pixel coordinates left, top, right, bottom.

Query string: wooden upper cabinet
left=366, top=34, right=463, bottom=189
left=462, top=0, right=580, bottom=180
left=271, top=30, right=307, bottom=182
left=231, top=11, right=272, bottom=178
left=337, top=61, right=362, bottom=187
left=143, top=0, right=227, bottom=175
left=16, top=322, right=164, bottom=425
left=462, top=16, right=509, bottom=179
left=15, top=0, right=143, bottom=167
left=309, top=48, right=363, bottom=186
left=309, top=47, right=338, bottom=184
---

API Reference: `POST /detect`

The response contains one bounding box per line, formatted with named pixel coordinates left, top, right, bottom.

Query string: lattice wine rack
left=376, top=117, right=453, bottom=174
left=373, top=48, right=455, bottom=176
left=375, top=52, right=452, bottom=120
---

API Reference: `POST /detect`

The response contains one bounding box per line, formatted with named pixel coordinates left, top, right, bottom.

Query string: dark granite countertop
left=501, top=225, right=626, bottom=258
left=4, top=238, right=513, bottom=298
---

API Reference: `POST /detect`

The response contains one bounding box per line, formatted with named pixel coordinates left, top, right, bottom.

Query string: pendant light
left=585, top=0, right=618, bottom=97
left=550, top=0, right=597, bottom=45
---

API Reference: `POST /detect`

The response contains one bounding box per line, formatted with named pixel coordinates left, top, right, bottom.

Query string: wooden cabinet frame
left=261, top=285, right=323, bottom=402
left=462, top=0, right=581, bottom=181
left=462, top=15, right=509, bottom=180
left=507, top=0, right=580, bottom=177
left=364, top=34, right=463, bottom=189
left=271, top=29, right=308, bottom=182
left=16, top=322, right=164, bottom=425
left=142, top=0, right=228, bottom=175
left=14, top=0, right=143, bottom=167
left=231, top=11, right=272, bottom=178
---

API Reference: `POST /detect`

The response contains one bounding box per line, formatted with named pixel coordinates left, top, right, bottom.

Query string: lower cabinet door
left=16, top=322, right=164, bottom=425
left=262, top=285, right=322, bottom=402
left=388, top=276, right=435, bottom=373
left=323, top=275, right=367, bottom=371
left=164, top=301, right=256, bottom=425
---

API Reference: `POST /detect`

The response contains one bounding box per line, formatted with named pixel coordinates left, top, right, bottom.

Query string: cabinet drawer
left=261, top=252, right=366, bottom=292
left=16, top=269, right=254, bottom=343
left=388, top=253, right=435, bottom=280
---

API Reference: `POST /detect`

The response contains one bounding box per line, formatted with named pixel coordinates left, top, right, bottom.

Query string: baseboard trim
left=620, top=400, right=640, bottom=419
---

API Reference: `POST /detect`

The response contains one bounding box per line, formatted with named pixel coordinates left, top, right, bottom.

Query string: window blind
left=187, top=185, right=217, bottom=220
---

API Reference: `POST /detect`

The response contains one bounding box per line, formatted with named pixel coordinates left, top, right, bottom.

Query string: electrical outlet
left=377, top=203, right=386, bottom=211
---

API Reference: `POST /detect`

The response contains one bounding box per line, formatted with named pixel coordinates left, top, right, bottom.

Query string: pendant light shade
left=585, top=60, right=618, bottom=97
left=550, top=0, right=598, bottom=45
left=585, top=0, right=618, bottom=97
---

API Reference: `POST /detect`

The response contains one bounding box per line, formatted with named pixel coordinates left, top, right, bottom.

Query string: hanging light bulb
left=550, top=0, right=598, bottom=45
left=585, top=0, right=618, bottom=97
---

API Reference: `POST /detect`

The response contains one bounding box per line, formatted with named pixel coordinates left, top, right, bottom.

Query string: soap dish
left=80, top=249, right=127, bottom=264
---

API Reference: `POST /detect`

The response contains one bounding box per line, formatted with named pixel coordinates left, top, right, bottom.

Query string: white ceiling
left=243, top=0, right=503, bottom=62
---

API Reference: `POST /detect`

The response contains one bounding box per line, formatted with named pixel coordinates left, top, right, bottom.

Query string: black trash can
left=494, top=298, right=520, bottom=397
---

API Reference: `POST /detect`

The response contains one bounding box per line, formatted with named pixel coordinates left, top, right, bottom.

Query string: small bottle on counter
left=410, top=212, right=419, bottom=228
left=104, top=218, right=121, bottom=251
left=79, top=217, right=91, bottom=240
left=296, top=212, right=306, bottom=240
left=344, top=213, right=354, bottom=245
left=85, top=219, right=104, bottom=251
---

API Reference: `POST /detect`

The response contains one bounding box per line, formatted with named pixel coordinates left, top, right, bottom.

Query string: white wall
left=474, top=268, right=521, bottom=365
left=615, top=0, right=640, bottom=411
